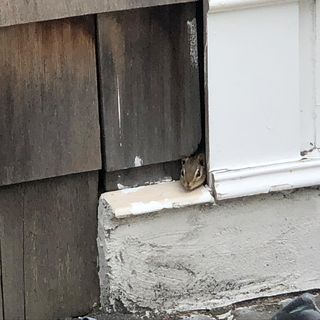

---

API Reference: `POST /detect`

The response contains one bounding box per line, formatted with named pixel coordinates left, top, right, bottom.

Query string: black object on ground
left=272, top=293, right=320, bottom=320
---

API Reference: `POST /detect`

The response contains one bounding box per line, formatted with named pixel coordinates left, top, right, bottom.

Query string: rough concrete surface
left=98, top=187, right=320, bottom=313
left=78, top=292, right=320, bottom=320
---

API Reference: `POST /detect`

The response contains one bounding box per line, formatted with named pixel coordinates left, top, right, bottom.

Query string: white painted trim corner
left=209, top=0, right=298, bottom=13
left=316, top=0, right=320, bottom=106
left=211, top=158, right=320, bottom=200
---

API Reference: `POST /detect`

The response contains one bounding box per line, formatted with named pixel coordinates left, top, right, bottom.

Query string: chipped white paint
left=212, top=157, right=320, bottom=200
left=187, top=18, right=198, bottom=68
left=101, top=180, right=214, bottom=219
left=117, top=183, right=129, bottom=190
left=209, top=0, right=298, bottom=13
left=134, top=156, right=143, bottom=167
left=98, top=188, right=320, bottom=313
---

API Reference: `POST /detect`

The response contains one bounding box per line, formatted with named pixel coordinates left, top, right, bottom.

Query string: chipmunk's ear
left=197, top=153, right=205, bottom=166
left=181, top=158, right=188, bottom=166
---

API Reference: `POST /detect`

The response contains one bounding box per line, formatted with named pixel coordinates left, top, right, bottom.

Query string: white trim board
left=316, top=0, right=320, bottom=106
left=211, top=158, right=320, bottom=200
left=101, top=181, right=214, bottom=219
left=209, top=0, right=298, bottom=13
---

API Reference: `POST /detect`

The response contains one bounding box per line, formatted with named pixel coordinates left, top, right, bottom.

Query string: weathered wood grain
left=23, top=172, right=100, bottom=320
left=0, top=17, right=101, bottom=187
left=0, top=184, right=25, bottom=320
left=104, top=160, right=181, bottom=191
left=0, top=245, right=4, bottom=320
left=98, top=3, right=202, bottom=171
left=0, top=0, right=198, bottom=28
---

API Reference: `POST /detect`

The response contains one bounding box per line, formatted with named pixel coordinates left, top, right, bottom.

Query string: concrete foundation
left=97, top=187, right=320, bottom=314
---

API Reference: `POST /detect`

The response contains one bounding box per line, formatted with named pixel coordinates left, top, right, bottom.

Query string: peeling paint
left=117, top=183, right=129, bottom=190
left=134, top=156, right=143, bottom=167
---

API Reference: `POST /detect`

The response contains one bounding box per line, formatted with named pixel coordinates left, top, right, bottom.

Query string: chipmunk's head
left=180, top=153, right=206, bottom=191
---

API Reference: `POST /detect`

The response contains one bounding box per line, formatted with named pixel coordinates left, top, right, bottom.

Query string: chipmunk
left=180, top=153, right=206, bottom=191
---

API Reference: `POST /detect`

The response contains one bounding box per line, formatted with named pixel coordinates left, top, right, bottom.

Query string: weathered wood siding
left=105, top=160, right=181, bottom=190
left=98, top=3, right=202, bottom=171
left=0, top=1, right=203, bottom=317
left=0, top=273, right=3, bottom=320
left=0, top=185, right=24, bottom=320
left=24, top=172, right=99, bottom=320
left=0, top=16, right=101, bottom=187
left=0, top=0, right=197, bottom=28
left=0, top=172, right=99, bottom=320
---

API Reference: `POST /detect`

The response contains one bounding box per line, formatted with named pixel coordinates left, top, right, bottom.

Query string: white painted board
left=208, top=2, right=300, bottom=171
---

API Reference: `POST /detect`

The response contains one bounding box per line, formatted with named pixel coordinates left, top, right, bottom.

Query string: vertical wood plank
left=0, top=16, right=101, bottom=187
left=98, top=3, right=202, bottom=171
left=0, top=184, right=25, bottom=320
left=0, top=244, right=4, bottom=320
left=24, top=172, right=99, bottom=320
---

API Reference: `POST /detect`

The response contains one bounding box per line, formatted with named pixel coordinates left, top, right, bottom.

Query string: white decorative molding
left=316, top=0, right=320, bottom=106
left=211, top=158, right=320, bottom=200
left=209, top=0, right=298, bottom=13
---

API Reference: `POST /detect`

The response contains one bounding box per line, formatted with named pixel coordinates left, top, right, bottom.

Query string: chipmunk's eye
left=181, top=168, right=185, bottom=177
left=196, top=169, right=201, bottom=178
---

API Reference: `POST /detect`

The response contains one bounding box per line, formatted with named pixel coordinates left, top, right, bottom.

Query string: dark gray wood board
left=104, top=160, right=181, bottom=191
left=23, top=172, right=100, bottom=320
left=0, top=184, right=25, bottom=320
left=0, top=261, right=2, bottom=320
left=0, top=16, right=101, bottom=187
left=98, top=3, right=202, bottom=171
left=0, top=0, right=198, bottom=28
left=0, top=259, right=2, bottom=320
left=0, top=171, right=99, bottom=320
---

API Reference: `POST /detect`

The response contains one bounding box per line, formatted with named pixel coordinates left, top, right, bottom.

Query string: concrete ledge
left=98, top=187, right=320, bottom=313
left=100, top=181, right=214, bottom=219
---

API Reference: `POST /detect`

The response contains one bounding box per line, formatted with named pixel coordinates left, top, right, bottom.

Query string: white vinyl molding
left=209, top=0, right=299, bottom=13
left=212, top=158, right=320, bottom=200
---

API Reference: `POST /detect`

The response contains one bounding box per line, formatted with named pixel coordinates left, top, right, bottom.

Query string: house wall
left=98, top=187, right=320, bottom=313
